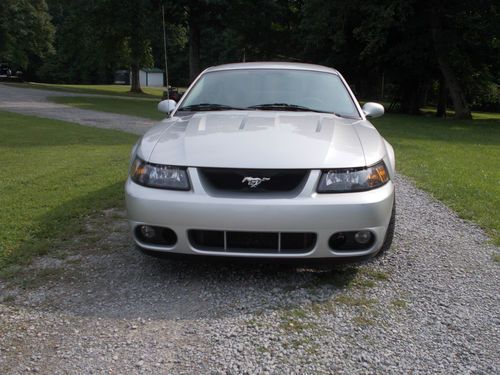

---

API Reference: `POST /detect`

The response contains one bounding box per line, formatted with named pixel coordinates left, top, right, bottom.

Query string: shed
left=137, top=68, right=164, bottom=87
left=114, top=70, right=130, bottom=85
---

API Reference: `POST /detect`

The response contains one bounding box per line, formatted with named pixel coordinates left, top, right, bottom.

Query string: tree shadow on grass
left=0, top=182, right=126, bottom=273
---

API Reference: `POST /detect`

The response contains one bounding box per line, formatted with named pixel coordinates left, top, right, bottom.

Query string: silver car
left=125, top=62, right=395, bottom=261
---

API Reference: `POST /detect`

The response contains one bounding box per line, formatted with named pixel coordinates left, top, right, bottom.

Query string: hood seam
left=146, top=118, right=180, bottom=161
left=351, top=121, right=367, bottom=166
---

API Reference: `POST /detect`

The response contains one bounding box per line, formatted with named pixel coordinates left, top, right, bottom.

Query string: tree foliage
left=0, top=0, right=55, bottom=77
left=1, top=0, right=497, bottom=115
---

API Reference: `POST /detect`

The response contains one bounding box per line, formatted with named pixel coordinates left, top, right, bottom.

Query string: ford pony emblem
left=242, top=177, right=271, bottom=188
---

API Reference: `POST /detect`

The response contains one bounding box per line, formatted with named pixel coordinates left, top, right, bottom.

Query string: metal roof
left=141, top=68, right=164, bottom=73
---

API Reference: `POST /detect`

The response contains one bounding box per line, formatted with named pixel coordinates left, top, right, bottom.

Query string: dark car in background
left=0, top=63, right=12, bottom=77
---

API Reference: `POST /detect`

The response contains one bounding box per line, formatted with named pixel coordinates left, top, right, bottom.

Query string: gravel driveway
left=0, top=84, right=498, bottom=374
left=0, top=84, right=155, bottom=135
left=0, top=175, right=498, bottom=374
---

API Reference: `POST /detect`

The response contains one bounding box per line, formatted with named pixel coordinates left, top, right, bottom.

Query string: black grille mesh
left=199, top=168, right=308, bottom=193
left=189, top=230, right=316, bottom=254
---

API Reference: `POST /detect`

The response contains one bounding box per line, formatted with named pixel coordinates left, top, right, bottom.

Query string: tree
left=222, top=0, right=303, bottom=62
left=41, top=0, right=123, bottom=83
left=298, top=0, right=498, bottom=118
left=4, top=0, right=497, bottom=117
left=429, top=0, right=498, bottom=119
left=429, top=2, right=471, bottom=119
left=0, top=0, right=55, bottom=77
left=162, top=0, right=221, bottom=82
left=102, top=0, right=156, bottom=93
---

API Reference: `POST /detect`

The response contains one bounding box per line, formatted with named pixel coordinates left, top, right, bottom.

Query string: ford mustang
left=125, top=62, right=395, bottom=261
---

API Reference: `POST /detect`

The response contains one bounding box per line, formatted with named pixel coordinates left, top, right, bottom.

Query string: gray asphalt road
left=0, top=84, right=156, bottom=135
left=0, top=84, right=498, bottom=374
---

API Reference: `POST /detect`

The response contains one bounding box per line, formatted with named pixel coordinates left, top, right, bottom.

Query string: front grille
left=188, top=230, right=316, bottom=254
left=198, top=168, right=308, bottom=193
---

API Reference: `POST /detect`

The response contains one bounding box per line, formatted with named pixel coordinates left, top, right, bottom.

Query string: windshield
left=178, top=69, right=360, bottom=118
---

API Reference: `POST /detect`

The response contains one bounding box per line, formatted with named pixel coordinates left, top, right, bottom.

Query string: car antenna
left=162, top=3, right=169, bottom=100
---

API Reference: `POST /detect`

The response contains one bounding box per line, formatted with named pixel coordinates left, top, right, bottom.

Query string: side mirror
left=158, top=99, right=177, bottom=114
left=362, top=102, right=384, bottom=118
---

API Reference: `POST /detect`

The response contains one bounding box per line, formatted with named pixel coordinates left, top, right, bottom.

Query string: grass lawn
left=7, top=82, right=167, bottom=98
left=372, top=113, right=500, bottom=244
left=420, top=107, right=500, bottom=121
left=50, top=96, right=165, bottom=120
left=0, top=111, right=138, bottom=272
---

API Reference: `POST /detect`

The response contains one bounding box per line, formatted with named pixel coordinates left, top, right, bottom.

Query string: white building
left=137, top=68, right=164, bottom=87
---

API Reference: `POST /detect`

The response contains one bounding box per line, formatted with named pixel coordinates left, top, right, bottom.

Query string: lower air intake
left=188, top=230, right=316, bottom=254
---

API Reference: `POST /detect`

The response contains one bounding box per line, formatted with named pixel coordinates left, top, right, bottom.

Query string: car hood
left=139, top=111, right=386, bottom=169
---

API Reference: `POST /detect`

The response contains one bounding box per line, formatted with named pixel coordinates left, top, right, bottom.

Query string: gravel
left=0, top=84, right=498, bottom=373
left=0, top=83, right=155, bottom=135
left=1, top=176, right=498, bottom=374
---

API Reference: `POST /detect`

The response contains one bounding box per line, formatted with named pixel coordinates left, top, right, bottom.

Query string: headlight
left=130, top=158, right=190, bottom=190
left=317, top=161, right=389, bottom=193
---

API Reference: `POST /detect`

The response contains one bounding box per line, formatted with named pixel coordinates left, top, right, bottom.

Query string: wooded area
left=0, top=0, right=498, bottom=118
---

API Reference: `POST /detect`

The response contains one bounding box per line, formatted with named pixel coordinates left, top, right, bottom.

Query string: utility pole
left=162, top=4, right=169, bottom=99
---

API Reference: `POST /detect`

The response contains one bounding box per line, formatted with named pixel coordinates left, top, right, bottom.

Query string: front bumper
left=125, top=169, right=394, bottom=259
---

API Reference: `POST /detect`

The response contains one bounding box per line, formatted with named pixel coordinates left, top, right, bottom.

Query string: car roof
left=204, top=62, right=339, bottom=75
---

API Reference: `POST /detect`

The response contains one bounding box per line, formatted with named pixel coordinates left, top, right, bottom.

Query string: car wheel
left=376, top=197, right=396, bottom=257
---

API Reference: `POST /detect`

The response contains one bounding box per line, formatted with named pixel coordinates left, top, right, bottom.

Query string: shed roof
left=140, top=68, right=164, bottom=73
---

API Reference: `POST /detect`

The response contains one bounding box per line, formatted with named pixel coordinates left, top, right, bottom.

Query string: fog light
left=354, top=230, right=372, bottom=244
left=140, top=225, right=156, bottom=239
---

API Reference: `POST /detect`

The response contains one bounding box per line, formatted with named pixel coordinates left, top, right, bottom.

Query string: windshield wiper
left=178, top=103, right=244, bottom=111
left=247, top=103, right=360, bottom=118
left=178, top=102, right=359, bottom=118
left=246, top=103, right=331, bottom=114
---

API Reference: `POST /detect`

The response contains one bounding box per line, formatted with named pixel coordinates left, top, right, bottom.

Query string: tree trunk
left=130, top=62, right=142, bottom=93
left=430, top=9, right=471, bottom=119
left=188, top=15, right=201, bottom=82
left=399, top=80, right=424, bottom=115
left=435, top=56, right=471, bottom=119
left=436, top=77, right=447, bottom=117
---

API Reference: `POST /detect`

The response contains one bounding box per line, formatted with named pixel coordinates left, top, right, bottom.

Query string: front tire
left=376, top=197, right=396, bottom=257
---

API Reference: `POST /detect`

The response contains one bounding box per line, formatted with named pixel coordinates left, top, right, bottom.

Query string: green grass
left=7, top=82, right=167, bottom=98
left=335, top=295, right=377, bottom=307
left=391, top=299, right=408, bottom=309
left=372, top=113, right=500, bottom=244
left=352, top=315, right=375, bottom=326
left=50, top=96, right=165, bottom=120
left=420, top=107, right=500, bottom=121
left=360, top=269, right=390, bottom=281
left=0, top=111, right=137, bottom=271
